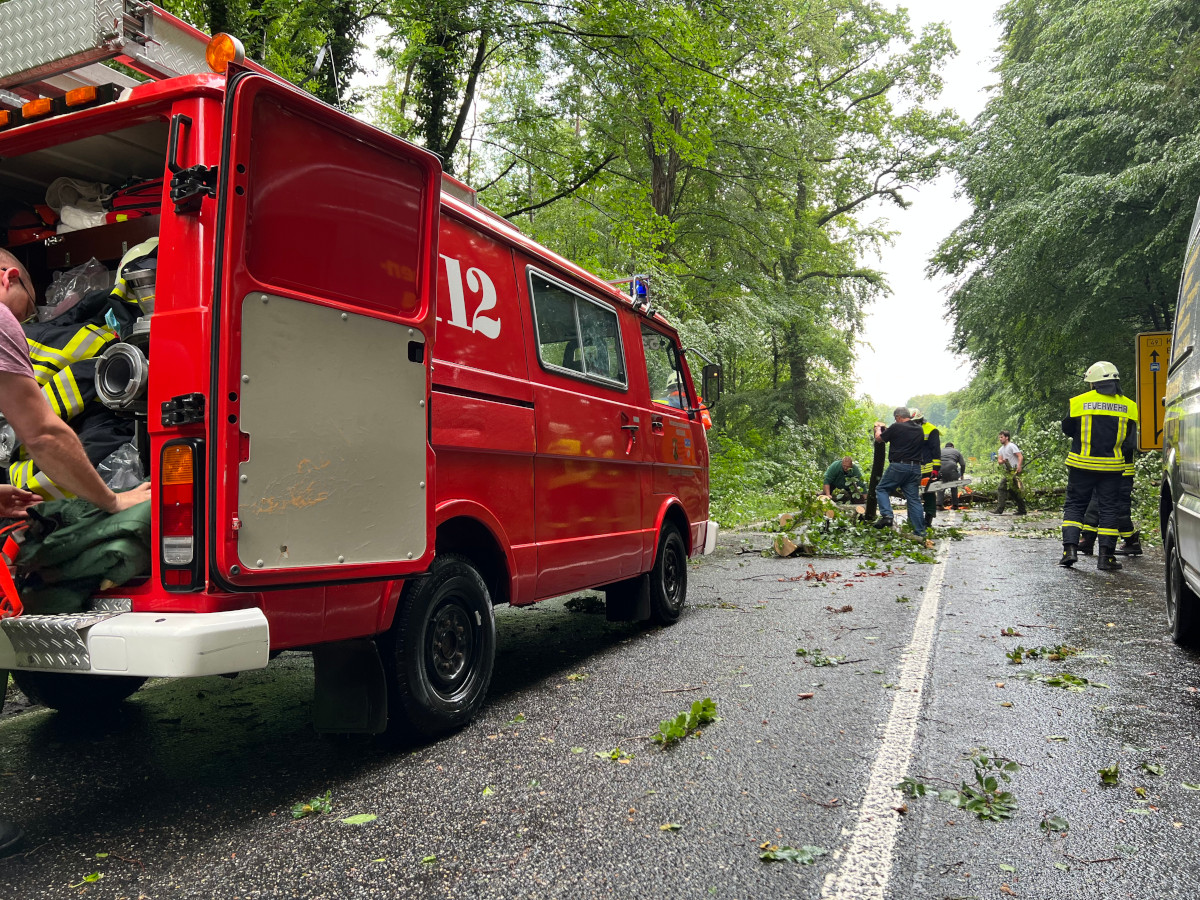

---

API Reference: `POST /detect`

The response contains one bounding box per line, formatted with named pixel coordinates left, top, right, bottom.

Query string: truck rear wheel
left=648, top=523, right=688, bottom=625
left=11, top=671, right=146, bottom=712
left=382, top=553, right=496, bottom=741
left=1166, top=519, right=1200, bottom=645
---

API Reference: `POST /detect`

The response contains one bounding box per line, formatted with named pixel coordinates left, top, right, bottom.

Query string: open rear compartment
left=0, top=119, right=169, bottom=597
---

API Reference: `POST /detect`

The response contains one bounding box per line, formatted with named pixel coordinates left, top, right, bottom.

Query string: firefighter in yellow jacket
left=1059, top=361, right=1137, bottom=570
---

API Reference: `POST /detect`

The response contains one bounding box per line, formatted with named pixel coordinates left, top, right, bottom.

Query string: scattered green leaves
left=795, top=648, right=845, bottom=667
left=595, top=747, right=634, bottom=763
left=659, top=823, right=683, bottom=831
left=421, top=854, right=437, bottom=866
left=759, top=843, right=828, bottom=864
left=1007, top=644, right=1081, bottom=664
left=894, top=749, right=1019, bottom=822
left=482, top=786, right=495, bottom=797
left=894, top=776, right=928, bottom=798
left=653, top=697, right=718, bottom=747
left=291, top=790, right=333, bottom=819
left=1040, top=812, right=1069, bottom=834
left=1019, top=672, right=1108, bottom=691
left=69, top=873, right=104, bottom=888
left=1139, top=762, right=1165, bottom=777
left=1099, top=763, right=1120, bottom=785
left=566, top=672, right=589, bottom=682
left=1182, top=782, right=1200, bottom=791
left=340, top=814, right=377, bottom=826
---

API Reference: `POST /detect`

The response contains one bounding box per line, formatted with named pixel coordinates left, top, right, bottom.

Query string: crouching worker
left=822, top=455, right=866, bottom=503
left=0, top=251, right=150, bottom=857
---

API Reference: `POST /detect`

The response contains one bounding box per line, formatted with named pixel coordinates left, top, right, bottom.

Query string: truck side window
left=1173, top=222, right=1200, bottom=369
left=530, top=271, right=627, bottom=387
left=642, top=326, right=687, bottom=409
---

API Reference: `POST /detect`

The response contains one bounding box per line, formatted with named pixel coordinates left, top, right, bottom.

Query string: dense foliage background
left=10, top=0, right=1184, bottom=526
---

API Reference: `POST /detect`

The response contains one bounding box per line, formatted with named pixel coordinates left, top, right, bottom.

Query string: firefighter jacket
left=920, top=422, right=941, bottom=476
left=1061, top=390, right=1138, bottom=472
left=8, top=286, right=141, bottom=497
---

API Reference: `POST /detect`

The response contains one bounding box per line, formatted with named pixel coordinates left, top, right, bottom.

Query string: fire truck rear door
left=211, top=73, right=441, bottom=588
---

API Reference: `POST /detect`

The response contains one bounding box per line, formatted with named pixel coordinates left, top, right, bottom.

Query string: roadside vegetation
left=155, top=0, right=1192, bottom=534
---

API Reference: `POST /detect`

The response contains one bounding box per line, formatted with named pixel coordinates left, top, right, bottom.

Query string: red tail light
left=160, top=440, right=205, bottom=591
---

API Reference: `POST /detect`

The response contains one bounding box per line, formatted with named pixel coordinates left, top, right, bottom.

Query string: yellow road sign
left=1136, top=331, right=1171, bottom=451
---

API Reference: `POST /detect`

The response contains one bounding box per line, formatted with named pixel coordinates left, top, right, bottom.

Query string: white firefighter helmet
left=909, top=407, right=924, bottom=421
left=1084, top=361, right=1120, bottom=383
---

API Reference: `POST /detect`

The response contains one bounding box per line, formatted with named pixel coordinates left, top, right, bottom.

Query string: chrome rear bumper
left=0, top=609, right=270, bottom=677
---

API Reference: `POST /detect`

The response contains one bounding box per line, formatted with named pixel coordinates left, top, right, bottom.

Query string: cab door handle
left=621, top=414, right=639, bottom=454
left=651, top=415, right=665, bottom=433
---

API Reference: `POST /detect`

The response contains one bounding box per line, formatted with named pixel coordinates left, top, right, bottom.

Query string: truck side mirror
left=702, top=363, right=722, bottom=406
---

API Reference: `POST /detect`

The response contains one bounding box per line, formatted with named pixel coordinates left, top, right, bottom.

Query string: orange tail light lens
left=161, top=440, right=205, bottom=590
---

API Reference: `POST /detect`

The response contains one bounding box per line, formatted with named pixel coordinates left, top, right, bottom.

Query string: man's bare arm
left=0, top=372, right=149, bottom=513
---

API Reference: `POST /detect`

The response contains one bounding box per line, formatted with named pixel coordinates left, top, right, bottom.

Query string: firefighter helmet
left=909, top=407, right=924, bottom=421
left=1084, top=361, right=1120, bottom=383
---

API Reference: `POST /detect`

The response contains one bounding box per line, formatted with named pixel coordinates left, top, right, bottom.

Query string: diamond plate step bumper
left=0, top=609, right=269, bottom=677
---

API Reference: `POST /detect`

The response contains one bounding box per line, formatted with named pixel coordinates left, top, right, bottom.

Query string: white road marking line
left=820, top=549, right=948, bottom=900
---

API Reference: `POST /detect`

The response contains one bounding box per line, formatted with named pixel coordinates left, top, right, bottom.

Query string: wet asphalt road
left=0, top=509, right=1197, bottom=900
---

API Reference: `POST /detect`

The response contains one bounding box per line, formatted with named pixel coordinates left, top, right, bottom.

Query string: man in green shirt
left=823, top=456, right=866, bottom=502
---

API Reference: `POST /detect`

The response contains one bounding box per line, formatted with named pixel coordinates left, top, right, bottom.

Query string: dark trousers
left=937, top=486, right=960, bottom=508
left=1081, top=473, right=1135, bottom=540
left=1062, top=468, right=1121, bottom=548
left=995, top=470, right=1026, bottom=514
left=876, top=461, right=926, bottom=536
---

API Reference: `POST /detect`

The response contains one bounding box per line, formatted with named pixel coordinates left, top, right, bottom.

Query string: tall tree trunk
left=785, top=325, right=809, bottom=426
left=205, top=0, right=230, bottom=35
left=643, top=109, right=682, bottom=253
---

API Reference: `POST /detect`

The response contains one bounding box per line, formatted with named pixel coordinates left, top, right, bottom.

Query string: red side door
left=210, top=72, right=441, bottom=589
left=516, top=263, right=644, bottom=598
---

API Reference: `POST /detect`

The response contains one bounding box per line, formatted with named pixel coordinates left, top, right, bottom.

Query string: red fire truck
left=0, top=1, right=720, bottom=738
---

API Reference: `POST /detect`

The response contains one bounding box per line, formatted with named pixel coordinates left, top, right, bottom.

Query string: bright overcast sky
left=855, top=0, right=1006, bottom=405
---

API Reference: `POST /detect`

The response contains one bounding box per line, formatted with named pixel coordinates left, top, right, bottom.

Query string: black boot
left=1115, top=533, right=1143, bottom=556
left=873, top=516, right=894, bottom=529
left=1097, top=541, right=1122, bottom=571
left=1077, top=533, right=1096, bottom=556
left=1059, top=544, right=1077, bottom=567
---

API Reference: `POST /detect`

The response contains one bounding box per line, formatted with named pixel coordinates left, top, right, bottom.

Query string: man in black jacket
left=873, top=407, right=927, bottom=537
left=939, top=442, right=966, bottom=510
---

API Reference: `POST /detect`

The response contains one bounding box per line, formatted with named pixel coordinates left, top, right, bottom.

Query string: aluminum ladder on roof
left=0, top=0, right=210, bottom=107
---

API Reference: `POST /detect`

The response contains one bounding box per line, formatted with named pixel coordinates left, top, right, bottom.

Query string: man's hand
left=0, top=485, right=40, bottom=518
left=106, top=481, right=151, bottom=514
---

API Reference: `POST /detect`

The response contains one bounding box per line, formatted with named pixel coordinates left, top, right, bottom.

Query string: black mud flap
left=604, top=574, right=651, bottom=622
left=312, top=639, right=388, bottom=734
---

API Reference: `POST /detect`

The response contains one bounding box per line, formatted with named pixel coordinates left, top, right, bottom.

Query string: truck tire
left=1165, top=519, right=1200, bottom=646
left=11, top=671, right=145, bottom=712
left=648, top=523, right=688, bottom=625
left=382, top=553, right=496, bottom=741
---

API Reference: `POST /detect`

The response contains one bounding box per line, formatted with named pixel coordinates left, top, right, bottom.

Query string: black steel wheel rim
left=662, top=538, right=684, bottom=611
left=426, top=598, right=478, bottom=697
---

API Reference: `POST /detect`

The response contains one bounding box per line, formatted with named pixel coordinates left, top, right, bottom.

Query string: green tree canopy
left=933, top=0, right=1200, bottom=411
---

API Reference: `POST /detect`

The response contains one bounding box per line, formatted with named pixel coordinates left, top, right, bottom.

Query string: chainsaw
left=919, top=475, right=973, bottom=495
